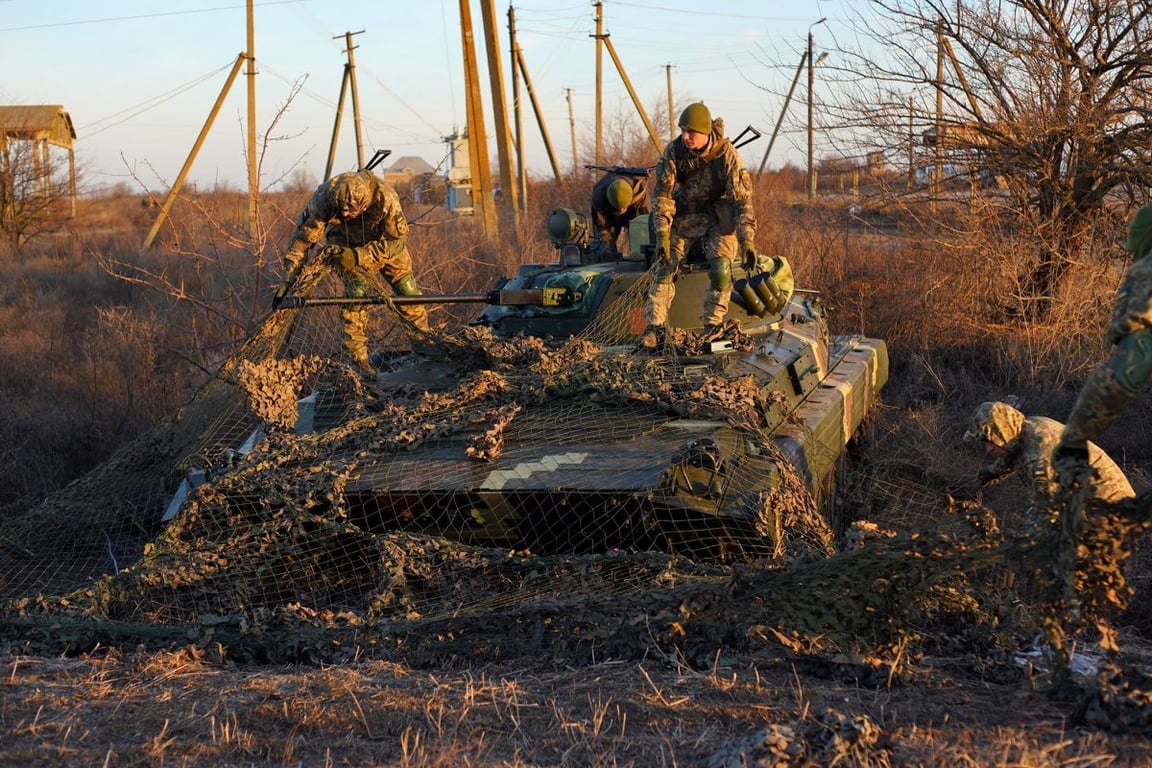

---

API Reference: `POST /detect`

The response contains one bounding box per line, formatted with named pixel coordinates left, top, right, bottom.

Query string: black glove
left=740, top=241, right=757, bottom=273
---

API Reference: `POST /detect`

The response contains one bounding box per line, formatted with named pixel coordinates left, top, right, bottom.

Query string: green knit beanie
left=1125, top=203, right=1152, bottom=256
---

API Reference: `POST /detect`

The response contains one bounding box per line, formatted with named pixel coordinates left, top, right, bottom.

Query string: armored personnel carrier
left=261, top=205, right=889, bottom=562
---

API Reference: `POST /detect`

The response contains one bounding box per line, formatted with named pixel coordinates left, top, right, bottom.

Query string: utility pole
left=934, top=17, right=944, bottom=205
left=806, top=17, right=826, bottom=200
left=142, top=53, right=247, bottom=251
left=593, top=2, right=603, bottom=165
left=480, top=0, right=520, bottom=229
left=245, top=0, right=258, bottom=239
left=509, top=6, right=527, bottom=211
left=758, top=48, right=807, bottom=175
left=459, top=0, right=497, bottom=238
left=665, top=64, right=674, bottom=141
left=344, top=30, right=365, bottom=170
left=567, top=88, right=578, bottom=177
left=514, top=45, right=562, bottom=180
left=325, top=30, right=365, bottom=179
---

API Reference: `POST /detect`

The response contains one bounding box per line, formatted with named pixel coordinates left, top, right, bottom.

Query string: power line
left=0, top=0, right=306, bottom=33
left=80, top=60, right=238, bottom=137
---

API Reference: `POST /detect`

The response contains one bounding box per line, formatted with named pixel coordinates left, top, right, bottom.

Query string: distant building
left=382, top=155, right=442, bottom=205
left=0, top=104, right=77, bottom=215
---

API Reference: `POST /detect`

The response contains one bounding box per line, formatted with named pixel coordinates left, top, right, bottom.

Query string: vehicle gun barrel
left=279, top=287, right=582, bottom=310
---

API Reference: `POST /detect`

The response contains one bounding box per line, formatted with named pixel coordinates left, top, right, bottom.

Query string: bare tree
left=0, top=129, right=77, bottom=253
left=824, top=1, right=1152, bottom=317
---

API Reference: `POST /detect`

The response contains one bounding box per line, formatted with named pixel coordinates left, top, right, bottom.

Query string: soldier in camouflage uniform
left=965, top=401, right=1133, bottom=505
left=641, top=102, right=756, bottom=348
left=1053, top=202, right=1152, bottom=484
left=590, top=171, right=649, bottom=257
left=276, top=170, right=429, bottom=369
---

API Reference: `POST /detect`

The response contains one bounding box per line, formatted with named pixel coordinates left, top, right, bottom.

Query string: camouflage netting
left=3, top=260, right=1152, bottom=727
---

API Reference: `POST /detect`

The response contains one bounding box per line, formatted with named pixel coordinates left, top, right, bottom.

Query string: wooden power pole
left=245, top=0, right=258, bottom=240
left=479, top=0, right=520, bottom=230
left=509, top=6, right=528, bottom=211
left=325, top=30, right=366, bottom=180
left=459, top=0, right=497, bottom=239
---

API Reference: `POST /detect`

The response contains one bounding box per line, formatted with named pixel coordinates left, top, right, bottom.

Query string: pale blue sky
left=0, top=0, right=862, bottom=191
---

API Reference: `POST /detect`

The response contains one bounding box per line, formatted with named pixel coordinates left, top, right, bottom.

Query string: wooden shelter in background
left=0, top=105, right=78, bottom=216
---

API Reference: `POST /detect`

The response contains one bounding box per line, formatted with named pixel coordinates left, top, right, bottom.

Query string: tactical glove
left=271, top=282, right=292, bottom=310
left=656, top=233, right=672, bottom=266
left=740, top=241, right=757, bottom=273
left=325, top=245, right=358, bottom=271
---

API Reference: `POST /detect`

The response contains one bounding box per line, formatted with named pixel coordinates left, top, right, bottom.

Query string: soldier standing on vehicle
left=1053, top=202, right=1152, bottom=485
left=273, top=170, right=430, bottom=370
left=641, top=101, right=757, bottom=349
left=964, top=401, right=1134, bottom=506
left=589, top=171, right=649, bottom=257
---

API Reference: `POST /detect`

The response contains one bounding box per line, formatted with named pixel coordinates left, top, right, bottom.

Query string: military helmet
left=605, top=178, right=633, bottom=210
left=678, top=102, right=712, bottom=135
left=330, top=172, right=372, bottom=218
left=1126, top=202, right=1152, bottom=256
left=963, top=401, right=1025, bottom=447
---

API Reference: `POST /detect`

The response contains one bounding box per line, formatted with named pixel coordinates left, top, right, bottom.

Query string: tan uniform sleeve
left=284, top=191, right=330, bottom=269
left=357, top=186, right=410, bottom=263
left=651, top=143, right=678, bottom=238
left=722, top=144, right=756, bottom=244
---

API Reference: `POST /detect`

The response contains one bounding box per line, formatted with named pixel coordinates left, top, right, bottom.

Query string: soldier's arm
left=725, top=146, right=756, bottom=243
left=285, top=203, right=328, bottom=268
left=650, top=149, right=677, bottom=236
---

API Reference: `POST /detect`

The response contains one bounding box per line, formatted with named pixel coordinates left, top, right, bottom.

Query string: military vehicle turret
left=250, top=203, right=889, bottom=563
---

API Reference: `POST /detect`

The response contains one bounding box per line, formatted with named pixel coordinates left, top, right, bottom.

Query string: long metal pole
left=665, top=64, right=674, bottom=141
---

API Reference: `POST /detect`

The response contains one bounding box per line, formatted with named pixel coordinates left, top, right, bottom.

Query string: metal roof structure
left=0, top=105, right=76, bottom=148
left=0, top=104, right=77, bottom=215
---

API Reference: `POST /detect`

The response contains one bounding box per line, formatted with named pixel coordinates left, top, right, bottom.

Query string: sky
left=0, top=0, right=866, bottom=193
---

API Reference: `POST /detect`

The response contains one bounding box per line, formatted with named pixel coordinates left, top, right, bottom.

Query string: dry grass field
left=2, top=175, right=1152, bottom=766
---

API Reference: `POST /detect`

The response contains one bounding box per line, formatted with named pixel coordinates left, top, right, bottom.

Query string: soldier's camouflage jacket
left=980, top=414, right=1134, bottom=504
left=285, top=171, right=410, bottom=270
left=650, top=118, right=755, bottom=245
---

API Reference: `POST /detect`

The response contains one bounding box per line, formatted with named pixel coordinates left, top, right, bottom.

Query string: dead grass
left=4, top=641, right=1152, bottom=767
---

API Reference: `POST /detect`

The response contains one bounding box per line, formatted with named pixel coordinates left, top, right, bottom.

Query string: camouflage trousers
left=644, top=231, right=736, bottom=328
left=336, top=246, right=429, bottom=364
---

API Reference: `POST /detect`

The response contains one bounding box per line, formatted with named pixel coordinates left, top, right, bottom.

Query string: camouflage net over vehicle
left=2, top=262, right=1152, bottom=729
